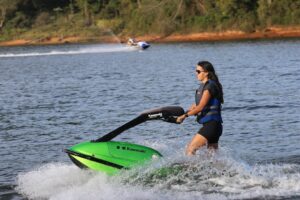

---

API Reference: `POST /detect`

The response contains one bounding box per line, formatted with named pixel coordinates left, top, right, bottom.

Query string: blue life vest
left=195, top=80, right=222, bottom=124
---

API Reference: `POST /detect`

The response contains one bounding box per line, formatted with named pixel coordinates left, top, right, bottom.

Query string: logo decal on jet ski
left=148, top=113, right=163, bottom=119
left=117, top=145, right=146, bottom=153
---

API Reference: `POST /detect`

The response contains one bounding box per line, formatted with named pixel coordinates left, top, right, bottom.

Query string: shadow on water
left=223, top=105, right=285, bottom=111
left=259, top=155, right=300, bottom=165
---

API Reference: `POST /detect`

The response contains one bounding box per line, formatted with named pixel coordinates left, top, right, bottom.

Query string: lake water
left=0, top=40, right=300, bottom=200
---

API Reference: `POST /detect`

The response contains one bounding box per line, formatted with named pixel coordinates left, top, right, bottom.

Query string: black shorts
left=198, top=120, right=222, bottom=144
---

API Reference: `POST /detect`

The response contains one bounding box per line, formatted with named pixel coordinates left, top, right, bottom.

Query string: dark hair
left=197, top=61, right=224, bottom=103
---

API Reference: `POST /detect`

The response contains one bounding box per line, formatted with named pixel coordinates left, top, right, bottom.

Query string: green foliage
left=0, top=0, right=299, bottom=40
left=34, top=12, right=51, bottom=27
left=7, top=11, right=31, bottom=28
left=257, top=0, right=300, bottom=27
left=99, top=1, right=121, bottom=19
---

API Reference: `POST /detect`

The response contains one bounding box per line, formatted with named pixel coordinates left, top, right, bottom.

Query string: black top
left=203, top=81, right=221, bottom=101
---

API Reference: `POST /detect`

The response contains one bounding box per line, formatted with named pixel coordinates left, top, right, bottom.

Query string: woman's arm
left=187, top=90, right=211, bottom=116
left=188, top=103, right=196, bottom=111
left=176, top=90, right=211, bottom=123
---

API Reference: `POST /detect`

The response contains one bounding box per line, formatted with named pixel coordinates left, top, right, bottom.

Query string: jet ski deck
left=65, top=141, right=162, bottom=174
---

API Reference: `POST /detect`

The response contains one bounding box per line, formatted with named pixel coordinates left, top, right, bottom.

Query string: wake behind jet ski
left=64, top=106, right=184, bottom=175
left=127, top=38, right=150, bottom=50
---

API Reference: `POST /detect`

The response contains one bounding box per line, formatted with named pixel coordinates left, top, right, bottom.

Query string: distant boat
left=127, top=38, right=150, bottom=50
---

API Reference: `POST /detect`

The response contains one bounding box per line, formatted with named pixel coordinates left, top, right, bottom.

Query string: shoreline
left=0, top=27, right=300, bottom=47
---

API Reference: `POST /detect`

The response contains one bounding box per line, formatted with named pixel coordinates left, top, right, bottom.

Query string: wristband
left=184, top=113, right=189, bottom=118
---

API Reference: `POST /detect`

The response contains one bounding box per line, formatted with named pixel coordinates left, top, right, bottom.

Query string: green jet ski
left=64, top=106, right=184, bottom=175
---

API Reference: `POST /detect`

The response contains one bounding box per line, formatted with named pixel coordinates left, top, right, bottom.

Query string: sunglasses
left=196, top=70, right=206, bottom=74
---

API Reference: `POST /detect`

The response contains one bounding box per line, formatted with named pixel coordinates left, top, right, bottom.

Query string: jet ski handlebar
left=94, top=106, right=184, bottom=142
left=141, top=106, right=185, bottom=123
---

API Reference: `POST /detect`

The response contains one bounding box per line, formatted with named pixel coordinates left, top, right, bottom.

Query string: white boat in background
left=127, top=38, right=150, bottom=50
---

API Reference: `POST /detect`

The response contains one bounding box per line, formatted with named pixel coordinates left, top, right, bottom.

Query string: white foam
left=16, top=163, right=168, bottom=200
left=0, top=45, right=135, bottom=58
left=16, top=151, right=300, bottom=200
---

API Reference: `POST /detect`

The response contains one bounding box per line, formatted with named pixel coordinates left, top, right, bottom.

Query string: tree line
left=0, top=0, right=299, bottom=40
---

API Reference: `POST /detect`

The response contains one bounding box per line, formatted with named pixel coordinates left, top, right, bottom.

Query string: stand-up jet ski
left=64, top=106, right=184, bottom=174
left=127, top=38, right=150, bottom=50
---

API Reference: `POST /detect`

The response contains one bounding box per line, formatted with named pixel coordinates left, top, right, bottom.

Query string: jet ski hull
left=65, top=141, right=162, bottom=174
left=140, top=43, right=150, bottom=49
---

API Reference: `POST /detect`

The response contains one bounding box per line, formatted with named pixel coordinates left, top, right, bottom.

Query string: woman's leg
left=186, top=134, right=207, bottom=156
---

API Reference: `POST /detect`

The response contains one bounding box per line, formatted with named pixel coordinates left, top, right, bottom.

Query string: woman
left=177, top=61, right=224, bottom=156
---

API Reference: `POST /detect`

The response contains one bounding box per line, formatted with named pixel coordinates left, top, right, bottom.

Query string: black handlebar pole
left=94, top=106, right=184, bottom=142
left=94, top=114, right=148, bottom=142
